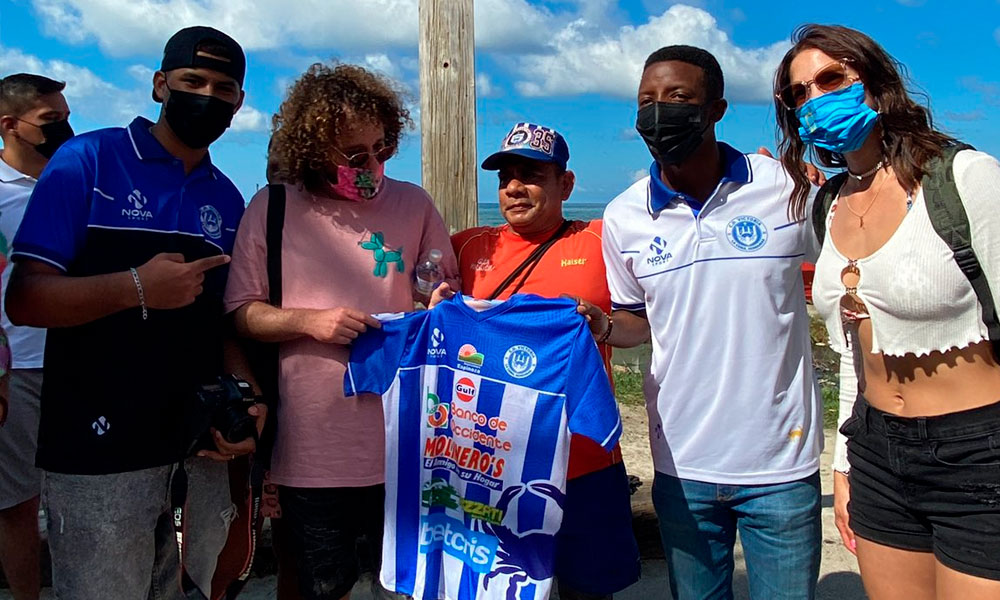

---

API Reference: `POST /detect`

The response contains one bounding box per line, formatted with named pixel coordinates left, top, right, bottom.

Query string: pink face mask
left=324, top=163, right=385, bottom=202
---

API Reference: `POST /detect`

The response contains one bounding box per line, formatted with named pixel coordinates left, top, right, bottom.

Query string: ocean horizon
left=476, top=202, right=608, bottom=227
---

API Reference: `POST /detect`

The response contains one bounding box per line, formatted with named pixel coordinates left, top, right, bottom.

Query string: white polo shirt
left=603, top=143, right=821, bottom=484
left=0, top=156, right=44, bottom=369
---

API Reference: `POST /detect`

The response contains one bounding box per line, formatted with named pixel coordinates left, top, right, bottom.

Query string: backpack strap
left=811, top=172, right=848, bottom=247
left=265, top=183, right=286, bottom=306
left=922, top=143, right=1000, bottom=360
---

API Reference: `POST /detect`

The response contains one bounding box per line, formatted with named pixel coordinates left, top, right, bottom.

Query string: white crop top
left=814, top=150, right=1000, bottom=357
left=813, top=150, right=1000, bottom=472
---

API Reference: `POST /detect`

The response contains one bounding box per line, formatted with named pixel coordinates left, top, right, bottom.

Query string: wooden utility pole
left=419, top=0, right=477, bottom=232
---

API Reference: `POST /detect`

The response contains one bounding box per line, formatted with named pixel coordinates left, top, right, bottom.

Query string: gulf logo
left=455, top=377, right=477, bottom=402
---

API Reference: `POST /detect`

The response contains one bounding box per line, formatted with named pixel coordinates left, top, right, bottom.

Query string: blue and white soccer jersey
left=603, top=143, right=822, bottom=485
left=345, top=294, right=622, bottom=600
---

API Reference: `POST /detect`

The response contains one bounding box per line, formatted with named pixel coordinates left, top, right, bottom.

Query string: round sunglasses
left=777, top=58, right=858, bottom=110
left=333, top=144, right=395, bottom=168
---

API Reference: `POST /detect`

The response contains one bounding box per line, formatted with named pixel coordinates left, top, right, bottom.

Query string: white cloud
left=0, top=45, right=146, bottom=124
left=27, top=1, right=789, bottom=104
left=362, top=53, right=401, bottom=79
left=126, top=64, right=154, bottom=83
left=231, top=105, right=268, bottom=132
left=512, top=4, right=789, bottom=103
left=629, top=168, right=647, bottom=183
left=476, top=73, right=500, bottom=98
left=30, top=0, right=556, bottom=56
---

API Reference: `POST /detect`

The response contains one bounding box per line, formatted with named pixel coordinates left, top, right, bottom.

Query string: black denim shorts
left=840, top=395, right=1000, bottom=580
left=278, top=484, right=385, bottom=599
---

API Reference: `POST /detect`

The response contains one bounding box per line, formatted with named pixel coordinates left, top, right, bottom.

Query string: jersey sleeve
left=10, top=146, right=93, bottom=271
left=601, top=215, right=646, bottom=312
left=344, top=312, right=424, bottom=397
left=563, top=320, right=622, bottom=450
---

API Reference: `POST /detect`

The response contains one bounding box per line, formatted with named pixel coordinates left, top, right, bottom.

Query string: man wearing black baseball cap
left=5, top=26, right=263, bottom=599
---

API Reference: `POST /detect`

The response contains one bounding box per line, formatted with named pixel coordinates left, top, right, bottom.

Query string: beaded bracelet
left=597, top=312, right=614, bottom=344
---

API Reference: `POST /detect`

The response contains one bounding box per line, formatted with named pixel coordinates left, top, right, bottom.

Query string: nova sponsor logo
left=646, top=236, right=673, bottom=266
left=91, top=416, right=111, bottom=436
left=122, top=188, right=153, bottom=220
left=455, top=377, right=477, bottom=402
left=427, top=328, right=447, bottom=358
left=419, top=513, right=498, bottom=573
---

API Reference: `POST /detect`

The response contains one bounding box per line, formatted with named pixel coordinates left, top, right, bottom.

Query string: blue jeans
left=651, top=471, right=821, bottom=600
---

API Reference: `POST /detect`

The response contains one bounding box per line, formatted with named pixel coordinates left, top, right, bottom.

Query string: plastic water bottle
left=414, top=249, right=444, bottom=296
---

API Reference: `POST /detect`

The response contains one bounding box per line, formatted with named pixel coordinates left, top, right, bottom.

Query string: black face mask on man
left=163, top=87, right=235, bottom=149
left=635, top=102, right=711, bottom=166
left=17, top=119, right=74, bottom=159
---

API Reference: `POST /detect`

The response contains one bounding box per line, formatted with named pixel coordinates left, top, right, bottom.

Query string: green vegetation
left=610, top=311, right=841, bottom=428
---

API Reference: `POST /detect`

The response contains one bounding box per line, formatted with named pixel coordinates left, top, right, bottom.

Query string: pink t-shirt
left=224, top=179, right=458, bottom=487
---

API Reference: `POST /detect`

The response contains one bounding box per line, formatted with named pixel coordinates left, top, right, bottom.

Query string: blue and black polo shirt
left=11, top=116, right=245, bottom=475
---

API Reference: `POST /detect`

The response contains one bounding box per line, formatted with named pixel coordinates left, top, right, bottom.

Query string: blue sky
left=1, top=0, right=998, bottom=209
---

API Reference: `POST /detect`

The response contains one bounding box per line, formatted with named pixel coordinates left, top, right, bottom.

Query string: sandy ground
left=3, top=403, right=866, bottom=600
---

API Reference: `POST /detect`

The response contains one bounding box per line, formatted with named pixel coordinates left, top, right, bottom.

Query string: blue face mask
left=796, top=82, right=878, bottom=154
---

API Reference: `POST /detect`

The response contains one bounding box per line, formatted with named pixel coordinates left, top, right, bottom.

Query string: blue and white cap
left=481, top=122, right=570, bottom=170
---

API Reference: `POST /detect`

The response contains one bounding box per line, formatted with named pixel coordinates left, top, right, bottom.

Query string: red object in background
left=802, top=263, right=815, bottom=304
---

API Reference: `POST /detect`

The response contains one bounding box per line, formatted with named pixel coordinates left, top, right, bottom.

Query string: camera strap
left=169, top=461, right=203, bottom=596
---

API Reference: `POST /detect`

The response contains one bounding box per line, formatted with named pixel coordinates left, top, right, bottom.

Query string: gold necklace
left=843, top=167, right=891, bottom=228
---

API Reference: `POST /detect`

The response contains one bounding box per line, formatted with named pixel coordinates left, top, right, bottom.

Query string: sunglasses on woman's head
left=777, top=58, right=858, bottom=110
left=333, top=144, right=395, bottom=169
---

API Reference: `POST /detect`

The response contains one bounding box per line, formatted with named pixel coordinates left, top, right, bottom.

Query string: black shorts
left=841, top=395, right=1000, bottom=580
left=278, top=484, right=385, bottom=599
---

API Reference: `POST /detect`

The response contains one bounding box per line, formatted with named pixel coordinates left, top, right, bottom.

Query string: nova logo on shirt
left=427, top=328, right=447, bottom=357
left=123, top=189, right=153, bottom=220
left=419, top=513, right=499, bottom=573
left=646, top=236, right=673, bottom=266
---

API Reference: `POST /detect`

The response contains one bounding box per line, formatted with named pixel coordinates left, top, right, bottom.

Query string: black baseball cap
left=154, top=26, right=245, bottom=101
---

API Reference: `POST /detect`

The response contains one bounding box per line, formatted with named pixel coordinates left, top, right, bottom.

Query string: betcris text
left=419, top=514, right=498, bottom=573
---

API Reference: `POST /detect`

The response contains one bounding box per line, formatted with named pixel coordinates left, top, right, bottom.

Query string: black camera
left=186, top=375, right=258, bottom=454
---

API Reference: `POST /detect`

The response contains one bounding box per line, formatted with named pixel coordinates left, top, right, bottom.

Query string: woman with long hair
left=775, top=24, right=1000, bottom=599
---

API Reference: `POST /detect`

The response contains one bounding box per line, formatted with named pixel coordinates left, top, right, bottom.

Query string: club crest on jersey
left=457, top=344, right=484, bottom=372
left=726, top=215, right=768, bottom=252
left=427, top=328, right=447, bottom=358
left=199, top=205, right=223, bottom=240
left=503, top=345, right=537, bottom=379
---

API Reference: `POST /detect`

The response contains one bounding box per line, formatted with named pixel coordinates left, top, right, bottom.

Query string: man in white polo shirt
left=0, top=73, right=72, bottom=600
left=578, top=45, right=822, bottom=600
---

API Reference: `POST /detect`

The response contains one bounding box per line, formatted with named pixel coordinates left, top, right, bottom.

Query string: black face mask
left=163, top=87, right=235, bottom=149
left=19, top=119, right=74, bottom=159
left=635, top=102, right=711, bottom=166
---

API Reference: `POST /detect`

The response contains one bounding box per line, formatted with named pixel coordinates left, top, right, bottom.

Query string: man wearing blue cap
left=432, top=123, right=641, bottom=599
left=5, top=26, right=265, bottom=599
